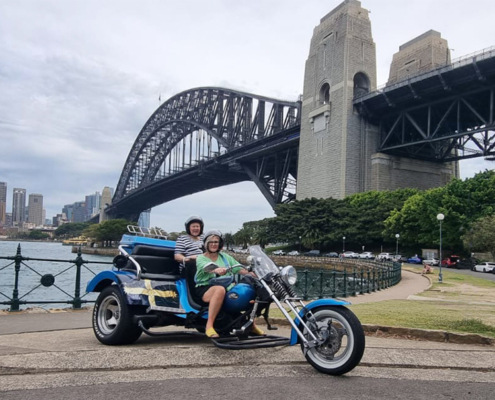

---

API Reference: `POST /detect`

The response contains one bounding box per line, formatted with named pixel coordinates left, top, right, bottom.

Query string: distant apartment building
left=12, top=188, right=26, bottom=225
left=28, top=193, right=44, bottom=226
left=0, top=182, right=6, bottom=225
left=138, top=209, right=151, bottom=228
left=85, top=191, right=101, bottom=220
left=52, top=213, right=68, bottom=227
left=72, top=201, right=86, bottom=223
left=62, top=204, right=74, bottom=222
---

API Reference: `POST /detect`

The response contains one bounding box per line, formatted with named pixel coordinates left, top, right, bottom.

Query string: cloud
left=0, top=0, right=493, bottom=232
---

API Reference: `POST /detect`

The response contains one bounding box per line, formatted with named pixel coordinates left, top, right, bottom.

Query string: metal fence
left=0, top=244, right=113, bottom=312
left=295, top=262, right=402, bottom=300
left=1, top=244, right=402, bottom=312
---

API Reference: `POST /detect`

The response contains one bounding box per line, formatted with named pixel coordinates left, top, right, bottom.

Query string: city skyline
left=1, top=1, right=494, bottom=234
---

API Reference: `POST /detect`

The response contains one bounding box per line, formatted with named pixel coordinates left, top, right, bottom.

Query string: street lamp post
left=299, top=236, right=301, bottom=253
left=395, top=234, right=400, bottom=256
left=437, top=213, right=445, bottom=283
left=342, top=236, right=346, bottom=253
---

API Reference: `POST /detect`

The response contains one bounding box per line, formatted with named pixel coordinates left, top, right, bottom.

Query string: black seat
left=184, top=260, right=207, bottom=310
left=122, top=245, right=181, bottom=280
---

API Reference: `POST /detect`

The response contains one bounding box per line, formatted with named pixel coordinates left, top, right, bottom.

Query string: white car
left=472, top=262, right=495, bottom=273
left=287, top=250, right=300, bottom=256
left=423, top=257, right=440, bottom=266
left=359, top=252, right=374, bottom=259
left=272, top=250, right=286, bottom=256
left=341, top=251, right=359, bottom=258
left=376, top=252, right=393, bottom=261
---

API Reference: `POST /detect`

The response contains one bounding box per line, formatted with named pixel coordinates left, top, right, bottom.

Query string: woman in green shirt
left=195, top=229, right=264, bottom=338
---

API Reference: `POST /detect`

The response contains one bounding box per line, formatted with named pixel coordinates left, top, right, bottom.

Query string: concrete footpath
left=0, top=269, right=494, bottom=391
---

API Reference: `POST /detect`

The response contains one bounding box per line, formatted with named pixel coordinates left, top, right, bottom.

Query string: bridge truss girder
left=379, top=85, right=495, bottom=162
left=114, top=87, right=300, bottom=203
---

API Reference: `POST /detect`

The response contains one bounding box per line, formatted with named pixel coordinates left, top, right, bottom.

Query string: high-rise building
left=12, top=188, right=26, bottom=225
left=72, top=201, right=86, bottom=223
left=85, top=191, right=101, bottom=220
left=0, top=182, right=6, bottom=225
left=28, top=193, right=44, bottom=226
left=99, top=186, right=113, bottom=222
left=62, top=204, right=74, bottom=222
left=138, top=209, right=151, bottom=228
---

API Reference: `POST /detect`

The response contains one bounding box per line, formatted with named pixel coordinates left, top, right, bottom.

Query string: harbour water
left=0, top=241, right=113, bottom=311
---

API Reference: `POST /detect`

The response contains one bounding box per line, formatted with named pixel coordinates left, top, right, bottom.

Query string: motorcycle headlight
left=281, top=265, right=297, bottom=286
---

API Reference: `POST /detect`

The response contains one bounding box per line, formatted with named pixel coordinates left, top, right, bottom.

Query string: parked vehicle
left=359, top=252, right=374, bottom=259
left=287, top=250, right=300, bottom=256
left=325, top=252, right=339, bottom=258
left=86, top=229, right=365, bottom=376
left=472, top=262, right=495, bottom=273
left=422, top=257, right=439, bottom=266
left=376, top=252, right=393, bottom=261
left=304, top=250, right=321, bottom=257
left=441, top=255, right=460, bottom=268
left=272, top=250, right=286, bottom=256
left=407, top=255, right=422, bottom=264
left=341, top=251, right=359, bottom=258
left=393, top=254, right=408, bottom=263
left=455, top=258, right=479, bottom=270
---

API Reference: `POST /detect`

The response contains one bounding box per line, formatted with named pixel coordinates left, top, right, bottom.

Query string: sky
left=1, top=0, right=494, bottom=234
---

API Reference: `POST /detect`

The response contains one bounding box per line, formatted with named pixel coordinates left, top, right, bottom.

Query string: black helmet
left=185, top=215, right=204, bottom=235
left=203, top=229, right=223, bottom=252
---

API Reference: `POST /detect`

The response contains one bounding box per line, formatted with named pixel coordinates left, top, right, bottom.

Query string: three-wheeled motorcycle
left=86, top=229, right=365, bottom=376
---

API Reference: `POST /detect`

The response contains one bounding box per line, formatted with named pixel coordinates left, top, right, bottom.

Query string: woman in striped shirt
left=174, top=215, right=205, bottom=265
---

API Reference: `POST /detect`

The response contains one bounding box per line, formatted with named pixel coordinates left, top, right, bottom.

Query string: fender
left=86, top=270, right=137, bottom=293
left=289, top=298, right=351, bottom=345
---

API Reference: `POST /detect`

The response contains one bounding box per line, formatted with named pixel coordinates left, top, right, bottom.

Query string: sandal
left=205, top=327, right=219, bottom=338
left=251, top=325, right=265, bottom=336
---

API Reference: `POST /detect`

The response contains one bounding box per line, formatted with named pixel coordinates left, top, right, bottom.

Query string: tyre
left=300, top=306, right=365, bottom=376
left=93, top=285, right=143, bottom=345
left=472, top=267, right=476, bottom=272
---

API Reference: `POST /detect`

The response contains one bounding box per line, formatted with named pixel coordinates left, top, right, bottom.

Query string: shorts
left=195, top=284, right=213, bottom=301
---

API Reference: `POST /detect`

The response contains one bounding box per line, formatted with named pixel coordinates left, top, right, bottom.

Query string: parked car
left=455, top=258, right=479, bottom=270
left=376, top=252, right=393, bottom=261
left=441, top=255, right=460, bottom=268
left=341, top=251, right=359, bottom=258
left=287, top=250, right=299, bottom=256
left=472, top=262, right=495, bottom=273
left=304, top=250, right=321, bottom=257
left=325, top=252, right=339, bottom=258
left=359, top=252, right=375, bottom=259
left=272, top=250, right=286, bottom=256
left=407, top=255, right=422, bottom=264
left=422, top=257, right=439, bottom=266
left=392, top=254, right=408, bottom=263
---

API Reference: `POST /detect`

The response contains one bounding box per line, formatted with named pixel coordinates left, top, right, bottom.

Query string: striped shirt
left=174, top=234, right=204, bottom=257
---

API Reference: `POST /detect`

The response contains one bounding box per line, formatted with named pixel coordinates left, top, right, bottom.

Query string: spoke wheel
left=93, top=285, right=142, bottom=345
left=301, top=306, right=365, bottom=376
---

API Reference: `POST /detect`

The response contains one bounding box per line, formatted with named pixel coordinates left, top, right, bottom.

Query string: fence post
left=303, top=268, right=308, bottom=300
left=73, top=247, right=83, bottom=309
left=319, top=269, right=323, bottom=298
left=10, top=244, right=22, bottom=312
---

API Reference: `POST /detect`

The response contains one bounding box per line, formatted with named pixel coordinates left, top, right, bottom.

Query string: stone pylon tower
left=297, top=0, right=378, bottom=200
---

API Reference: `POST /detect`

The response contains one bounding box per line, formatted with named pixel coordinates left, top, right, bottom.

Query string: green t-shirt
left=195, top=252, right=243, bottom=287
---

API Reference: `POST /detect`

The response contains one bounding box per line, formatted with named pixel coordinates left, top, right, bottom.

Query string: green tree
left=28, top=230, right=50, bottom=240
left=462, top=214, right=495, bottom=259
left=55, top=222, right=91, bottom=238
left=223, top=232, right=234, bottom=250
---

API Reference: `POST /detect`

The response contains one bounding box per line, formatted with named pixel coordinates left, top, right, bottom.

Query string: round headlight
left=281, top=265, right=297, bottom=285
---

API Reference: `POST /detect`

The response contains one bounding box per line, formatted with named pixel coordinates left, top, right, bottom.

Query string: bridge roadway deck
left=0, top=270, right=494, bottom=392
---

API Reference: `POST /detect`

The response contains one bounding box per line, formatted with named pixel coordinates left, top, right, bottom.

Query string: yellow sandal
left=251, top=325, right=265, bottom=336
left=205, top=327, right=219, bottom=338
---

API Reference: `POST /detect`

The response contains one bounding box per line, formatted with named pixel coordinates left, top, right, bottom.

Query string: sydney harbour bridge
left=102, top=1, right=495, bottom=222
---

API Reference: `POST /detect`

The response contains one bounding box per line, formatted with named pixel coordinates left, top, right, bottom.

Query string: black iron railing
left=295, top=262, right=402, bottom=300
left=1, top=244, right=402, bottom=312
left=0, top=244, right=113, bottom=312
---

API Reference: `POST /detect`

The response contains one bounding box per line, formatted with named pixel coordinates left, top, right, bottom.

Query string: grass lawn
left=269, top=265, right=495, bottom=338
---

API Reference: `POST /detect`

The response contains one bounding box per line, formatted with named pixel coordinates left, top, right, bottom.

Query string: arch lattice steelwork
left=114, top=87, right=300, bottom=207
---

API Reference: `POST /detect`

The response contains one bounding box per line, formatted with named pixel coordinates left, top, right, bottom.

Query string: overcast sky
left=1, top=0, right=494, bottom=234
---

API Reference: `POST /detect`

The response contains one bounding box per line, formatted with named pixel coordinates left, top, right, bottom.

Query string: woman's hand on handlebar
left=214, top=267, right=227, bottom=276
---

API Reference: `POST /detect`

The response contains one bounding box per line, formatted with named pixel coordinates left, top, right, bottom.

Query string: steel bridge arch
left=114, top=87, right=300, bottom=202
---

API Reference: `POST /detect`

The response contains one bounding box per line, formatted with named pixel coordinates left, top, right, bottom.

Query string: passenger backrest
left=184, top=259, right=207, bottom=308
left=127, top=244, right=180, bottom=276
